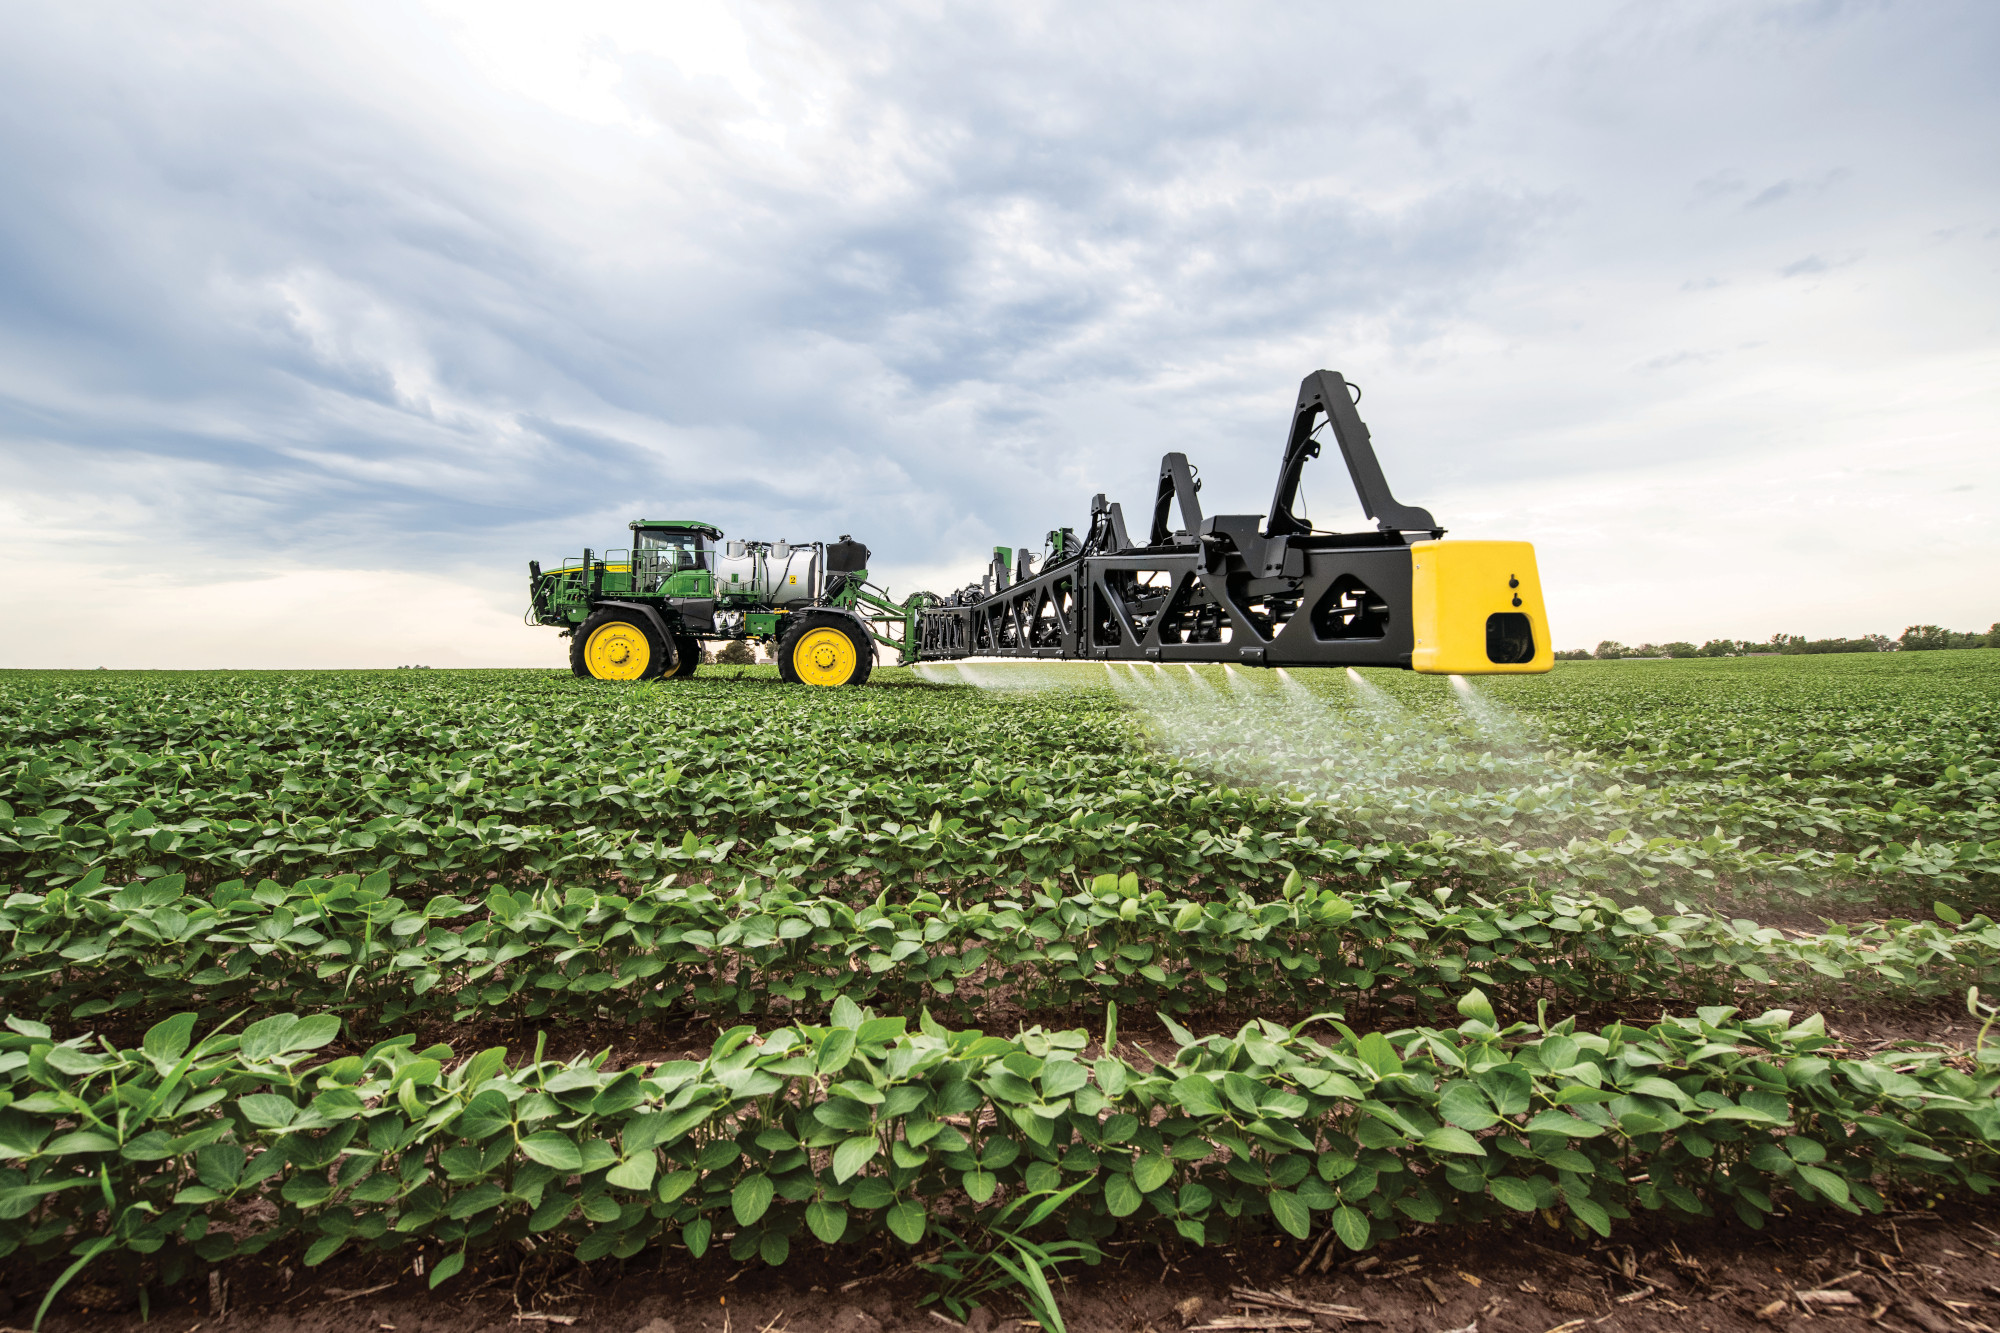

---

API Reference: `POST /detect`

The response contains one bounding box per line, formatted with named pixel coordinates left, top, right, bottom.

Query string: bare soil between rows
left=24, top=1194, right=2000, bottom=1333
left=339, top=985, right=1986, bottom=1083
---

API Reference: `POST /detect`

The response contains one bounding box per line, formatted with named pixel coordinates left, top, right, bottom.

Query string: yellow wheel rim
left=583, top=621, right=651, bottom=680
left=793, top=626, right=858, bottom=686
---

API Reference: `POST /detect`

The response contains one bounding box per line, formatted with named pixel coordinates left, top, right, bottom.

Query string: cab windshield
left=634, top=529, right=706, bottom=570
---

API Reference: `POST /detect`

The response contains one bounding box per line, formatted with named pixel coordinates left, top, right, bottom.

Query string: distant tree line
left=1554, top=623, right=1998, bottom=661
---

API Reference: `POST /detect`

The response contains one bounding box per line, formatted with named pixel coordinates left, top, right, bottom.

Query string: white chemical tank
left=767, top=542, right=818, bottom=604
left=713, top=540, right=818, bottom=603
left=715, top=541, right=758, bottom=598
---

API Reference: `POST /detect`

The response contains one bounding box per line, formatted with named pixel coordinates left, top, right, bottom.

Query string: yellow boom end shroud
left=1410, top=540, right=1553, bottom=675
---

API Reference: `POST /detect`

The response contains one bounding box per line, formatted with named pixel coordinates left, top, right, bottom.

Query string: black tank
left=825, top=537, right=871, bottom=574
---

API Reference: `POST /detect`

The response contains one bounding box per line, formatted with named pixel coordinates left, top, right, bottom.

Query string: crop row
left=1116, top=668, right=2000, bottom=900
left=4, top=664, right=1996, bottom=918
left=6, top=868, right=1997, bottom=1039
left=4, top=993, right=1997, bottom=1315
left=4, top=779, right=1993, bottom=915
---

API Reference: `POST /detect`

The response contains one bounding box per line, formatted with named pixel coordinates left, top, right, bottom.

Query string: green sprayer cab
left=528, top=520, right=933, bottom=686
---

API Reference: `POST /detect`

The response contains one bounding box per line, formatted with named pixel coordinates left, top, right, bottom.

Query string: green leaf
left=1104, top=1172, right=1143, bottom=1217
left=886, top=1199, right=927, bottom=1245
left=1537, top=1035, right=1580, bottom=1071
left=1455, top=989, right=1496, bottom=1026
left=1795, top=1163, right=1850, bottom=1205
left=1626, top=1077, right=1692, bottom=1106
left=684, top=1217, right=712, bottom=1258
left=1489, top=1177, right=1539, bottom=1212
left=304, top=1235, right=345, bottom=1267
left=142, top=1013, right=196, bottom=1070
left=1353, top=1033, right=1403, bottom=1078
left=519, top=1132, right=584, bottom=1171
left=286, top=1014, right=342, bottom=1052
left=1133, top=1152, right=1174, bottom=1194
left=606, top=1154, right=656, bottom=1192
left=818, top=1028, right=857, bottom=1074
left=119, top=1131, right=175, bottom=1162
left=1523, top=1110, right=1604, bottom=1139
left=428, top=1249, right=465, bottom=1289
left=1421, top=1127, right=1487, bottom=1157
left=733, top=1172, right=775, bottom=1225
left=1316, top=894, right=1354, bottom=925
left=1041, top=1059, right=1089, bottom=1098
left=850, top=1178, right=895, bottom=1209
left=1936, top=901, right=1964, bottom=925
left=1437, top=1082, right=1499, bottom=1131
left=1172, top=1076, right=1223, bottom=1116
left=1393, top=1189, right=1442, bottom=1224
left=236, top=1095, right=298, bottom=1130
left=1268, top=1188, right=1310, bottom=1239
left=833, top=1136, right=878, bottom=1183
left=806, top=1200, right=848, bottom=1244
left=1569, top=1195, right=1612, bottom=1237
left=238, top=1013, right=300, bottom=1062
left=1331, top=1204, right=1372, bottom=1251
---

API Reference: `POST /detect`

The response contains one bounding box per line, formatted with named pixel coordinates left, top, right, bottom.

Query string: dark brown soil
left=303, top=986, right=1986, bottom=1084
left=25, top=1195, right=2000, bottom=1333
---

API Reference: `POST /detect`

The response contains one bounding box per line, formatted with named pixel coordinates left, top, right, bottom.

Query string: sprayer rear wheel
left=779, top=615, right=871, bottom=687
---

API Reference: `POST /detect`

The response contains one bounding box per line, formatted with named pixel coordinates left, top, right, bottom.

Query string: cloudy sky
left=1, top=0, right=1994, bottom=667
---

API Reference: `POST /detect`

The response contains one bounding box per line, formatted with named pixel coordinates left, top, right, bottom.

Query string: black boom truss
left=916, top=370, right=1444, bottom=669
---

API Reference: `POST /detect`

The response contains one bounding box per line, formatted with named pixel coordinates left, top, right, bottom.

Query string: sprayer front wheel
left=667, top=635, right=701, bottom=679
left=571, top=610, right=672, bottom=681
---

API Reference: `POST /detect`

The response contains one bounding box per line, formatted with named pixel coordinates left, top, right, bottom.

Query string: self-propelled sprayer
left=526, top=370, right=1553, bottom=685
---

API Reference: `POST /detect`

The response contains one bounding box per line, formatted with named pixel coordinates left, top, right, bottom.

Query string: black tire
left=775, top=621, right=800, bottom=683
left=777, top=613, right=872, bottom=687
left=570, top=610, right=673, bottom=681
left=667, top=635, right=701, bottom=679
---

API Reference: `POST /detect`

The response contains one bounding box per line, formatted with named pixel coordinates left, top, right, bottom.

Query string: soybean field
left=1, top=651, right=1998, bottom=1329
